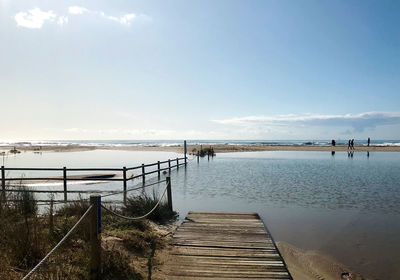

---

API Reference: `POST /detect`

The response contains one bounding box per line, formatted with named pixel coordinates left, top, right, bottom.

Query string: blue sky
left=1, top=0, right=400, bottom=140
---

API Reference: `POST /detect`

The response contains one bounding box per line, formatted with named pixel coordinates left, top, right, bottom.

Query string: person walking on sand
left=348, top=140, right=351, bottom=150
left=351, top=139, right=355, bottom=150
left=368, top=137, right=370, bottom=147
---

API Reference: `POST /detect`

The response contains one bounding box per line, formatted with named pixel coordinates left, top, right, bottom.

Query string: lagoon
left=3, top=150, right=400, bottom=279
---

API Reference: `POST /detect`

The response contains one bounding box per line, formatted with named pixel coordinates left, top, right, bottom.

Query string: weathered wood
left=141, top=164, right=145, bottom=184
left=89, top=195, right=101, bottom=280
left=1, top=166, right=5, bottom=191
left=63, top=167, right=67, bottom=201
left=123, top=166, right=127, bottom=204
left=163, top=212, right=292, bottom=279
left=184, top=140, right=187, bottom=165
left=166, top=177, right=173, bottom=211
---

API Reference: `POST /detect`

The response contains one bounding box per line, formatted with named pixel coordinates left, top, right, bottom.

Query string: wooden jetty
left=164, top=211, right=292, bottom=279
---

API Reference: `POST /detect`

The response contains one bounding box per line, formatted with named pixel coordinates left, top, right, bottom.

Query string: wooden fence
left=1, top=157, right=186, bottom=201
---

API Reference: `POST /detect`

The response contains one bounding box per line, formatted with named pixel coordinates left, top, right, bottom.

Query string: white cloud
left=57, top=16, right=68, bottom=25
left=68, top=6, right=89, bottom=15
left=103, top=13, right=136, bottom=25
left=15, top=8, right=56, bottom=29
left=119, top=13, right=136, bottom=25
left=15, top=6, right=146, bottom=29
left=213, top=112, right=400, bottom=132
left=68, top=6, right=138, bottom=25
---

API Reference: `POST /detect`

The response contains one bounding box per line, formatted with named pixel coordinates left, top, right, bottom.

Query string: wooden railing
left=1, top=157, right=187, bottom=201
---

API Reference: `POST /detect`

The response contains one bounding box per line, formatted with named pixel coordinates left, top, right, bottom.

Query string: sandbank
left=1, top=144, right=400, bottom=154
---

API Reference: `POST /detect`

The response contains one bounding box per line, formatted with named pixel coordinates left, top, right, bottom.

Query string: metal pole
left=197, top=151, right=199, bottom=163
left=63, top=167, right=67, bottom=201
left=123, top=167, right=127, bottom=204
left=157, top=161, right=160, bottom=178
left=142, top=164, right=145, bottom=184
left=166, top=177, right=172, bottom=211
left=168, top=159, right=171, bottom=173
left=176, top=158, right=179, bottom=170
left=90, top=195, right=101, bottom=280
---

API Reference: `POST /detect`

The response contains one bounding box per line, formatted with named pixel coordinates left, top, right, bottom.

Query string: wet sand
left=1, top=144, right=400, bottom=154
left=276, top=242, right=369, bottom=280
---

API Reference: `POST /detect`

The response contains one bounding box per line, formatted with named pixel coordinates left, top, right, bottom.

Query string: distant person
left=368, top=137, right=370, bottom=147
left=351, top=139, right=355, bottom=150
left=348, top=140, right=351, bottom=150
left=332, top=139, right=336, bottom=146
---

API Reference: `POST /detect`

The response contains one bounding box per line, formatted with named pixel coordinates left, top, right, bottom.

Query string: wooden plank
left=162, top=212, right=292, bottom=279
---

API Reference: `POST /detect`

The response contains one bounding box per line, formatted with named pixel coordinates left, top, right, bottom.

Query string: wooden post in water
left=157, top=161, right=161, bottom=178
left=63, top=167, right=67, bottom=201
left=166, top=177, right=172, bottom=211
left=197, top=151, right=199, bottom=163
left=90, top=195, right=101, bottom=280
left=123, top=167, right=127, bottom=204
left=184, top=140, right=187, bottom=166
left=142, top=164, right=145, bottom=184
left=176, top=158, right=179, bottom=170
left=168, top=159, right=171, bottom=173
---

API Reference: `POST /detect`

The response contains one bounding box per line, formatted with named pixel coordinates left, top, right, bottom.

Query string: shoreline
left=276, top=242, right=369, bottom=280
left=1, top=144, right=400, bottom=153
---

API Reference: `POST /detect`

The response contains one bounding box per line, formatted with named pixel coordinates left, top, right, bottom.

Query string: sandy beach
left=1, top=144, right=400, bottom=154
left=276, top=242, right=369, bottom=280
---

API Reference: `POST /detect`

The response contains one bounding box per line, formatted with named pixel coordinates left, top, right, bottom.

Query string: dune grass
left=0, top=185, right=177, bottom=280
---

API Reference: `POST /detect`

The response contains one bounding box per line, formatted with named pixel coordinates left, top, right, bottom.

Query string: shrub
left=123, top=191, right=177, bottom=224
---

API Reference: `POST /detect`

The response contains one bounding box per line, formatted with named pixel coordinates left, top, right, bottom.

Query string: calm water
left=2, top=150, right=400, bottom=279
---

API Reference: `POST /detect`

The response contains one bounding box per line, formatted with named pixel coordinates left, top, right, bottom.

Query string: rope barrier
left=100, top=180, right=166, bottom=199
left=101, top=184, right=168, bottom=221
left=21, top=205, right=94, bottom=280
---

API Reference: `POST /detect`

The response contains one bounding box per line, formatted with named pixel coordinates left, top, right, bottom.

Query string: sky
left=1, top=0, right=400, bottom=140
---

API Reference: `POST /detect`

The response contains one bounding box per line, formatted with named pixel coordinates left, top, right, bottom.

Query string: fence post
left=166, top=177, right=172, bottom=211
left=197, top=151, right=199, bottom=163
left=142, top=164, right=145, bottom=184
left=123, top=167, right=127, bottom=204
left=168, top=159, right=171, bottom=173
left=63, top=167, right=67, bottom=201
left=1, top=166, right=5, bottom=200
left=157, top=161, right=160, bottom=178
left=176, top=158, right=179, bottom=170
left=90, top=195, right=101, bottom=280
left=184, top=140, right=187, bottom=166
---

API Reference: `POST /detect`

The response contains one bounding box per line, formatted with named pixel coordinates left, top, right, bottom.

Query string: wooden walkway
left=164, top=211, right=292, bottom=279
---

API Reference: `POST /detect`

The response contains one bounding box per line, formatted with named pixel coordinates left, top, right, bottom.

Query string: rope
left=100, top=180, right=166, bottom=198
left=22, top=205, right=94, bottom=280
left=101, top=185, right=168, bottom=221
